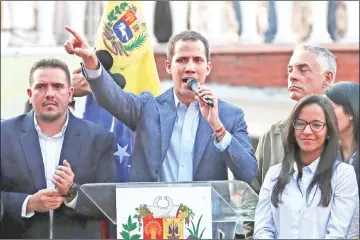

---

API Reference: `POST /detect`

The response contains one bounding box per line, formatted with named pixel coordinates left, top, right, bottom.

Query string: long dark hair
left=325, top=81, right=359, bottom=182
left=271, top=95, right=340, bottom=208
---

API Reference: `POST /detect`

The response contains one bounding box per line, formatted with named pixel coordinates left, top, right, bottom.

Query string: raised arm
left=64, top=26, right=148, bottom=130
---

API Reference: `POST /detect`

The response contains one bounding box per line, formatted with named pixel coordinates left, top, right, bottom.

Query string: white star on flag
left=114, top=143, right=130, bottom=164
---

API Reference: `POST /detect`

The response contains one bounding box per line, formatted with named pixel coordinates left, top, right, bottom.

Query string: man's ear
left=323, top=71, right=333, bottom=89
left=165, top=60, right=172, bottom=75
left=68, top=87, right=74, bottom=103
left=27, top=89, right=32, bottom=103
left=206, top=61, right=212, bottom=76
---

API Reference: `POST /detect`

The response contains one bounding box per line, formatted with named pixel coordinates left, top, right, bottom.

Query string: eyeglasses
left=293, top=119, right=326, bottom=132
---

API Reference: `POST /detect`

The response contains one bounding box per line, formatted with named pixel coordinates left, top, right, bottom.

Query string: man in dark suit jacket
left=0, top=59, right=116, bottom=238
left=0, top=200, right=3, bottom=222
left=63, top=27, right=257, bottom=184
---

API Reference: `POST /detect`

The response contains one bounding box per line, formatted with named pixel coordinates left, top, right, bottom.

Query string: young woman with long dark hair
left=254, top=95, right=358, bottom=239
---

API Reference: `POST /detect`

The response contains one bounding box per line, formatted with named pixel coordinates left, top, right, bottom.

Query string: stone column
left=307, top=1, right=332, bottom=43
left=141, top=1, right=157, bottom=45
left=206, top=1, right=224, bottom=45
left=67, top=1, right=87, bottom=36
left=100, top=1, right=107, bottom=10
left=239, top=1, right=261, bottom=43
left=222, top=1, right=240, bottom=43
left=7, top=1, right=35, bottom=46
left=189, top=1, right=224, bottom=45
left=273, top=1, right=296, bottom=44
left=1, top=1, right=9, bottom=47
left=341, top=1, right=359, bottom=43
left=188, top=1, right=205, bottom=32
left=37, top=1, right=56, bottom=46
left=170, top=1, right=189, bottom=35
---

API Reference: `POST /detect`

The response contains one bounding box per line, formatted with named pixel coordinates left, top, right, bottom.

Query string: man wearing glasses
left=244, top=44, right=337, bottom=238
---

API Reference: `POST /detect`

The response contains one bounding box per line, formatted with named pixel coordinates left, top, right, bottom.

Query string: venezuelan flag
left=94, top=2, right=162, bottom=238
left=94, top=1, right=161, bottom=96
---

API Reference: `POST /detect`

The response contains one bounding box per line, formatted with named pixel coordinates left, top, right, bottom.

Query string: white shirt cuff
left=64, top=193, right=78, bottom=209
left=213, top=130, right=231, bottom=151
left=83, top=63, right=102, bottom=79
left=21, top=195, right=35, bottom=218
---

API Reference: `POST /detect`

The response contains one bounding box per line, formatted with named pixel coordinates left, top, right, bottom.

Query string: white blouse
left=254, top=158, right=359, bottom=239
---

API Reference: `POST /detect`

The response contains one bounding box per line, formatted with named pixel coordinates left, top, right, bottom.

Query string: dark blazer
left=0, top=111, right=116, bottom=238
left=84, top=64, right=258, bottom=183
left=0, top=200, right=3, bottom=223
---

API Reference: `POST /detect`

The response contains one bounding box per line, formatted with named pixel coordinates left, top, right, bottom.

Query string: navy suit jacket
left=84, top=64, right=257, bottom=183
left=0, top=111, right=116, bottom=238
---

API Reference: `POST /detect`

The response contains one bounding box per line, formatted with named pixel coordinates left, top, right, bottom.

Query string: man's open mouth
left=182, top=77, right=190, bottom=83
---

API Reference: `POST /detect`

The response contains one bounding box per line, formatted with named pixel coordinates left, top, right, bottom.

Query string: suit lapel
left=158, top=89, right=177, bottom=164
left=20, top=111, right=46, bottom=190
left=193, top=116, right=213, bottom=177
left=58, top=113, right=82, bottom=168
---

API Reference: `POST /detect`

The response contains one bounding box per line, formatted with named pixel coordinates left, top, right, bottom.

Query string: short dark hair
left=272, top=94, right=340, bottom=208
left=167, top=30, right=210, bottom=62
left=29, top=59, right=71, bottom=87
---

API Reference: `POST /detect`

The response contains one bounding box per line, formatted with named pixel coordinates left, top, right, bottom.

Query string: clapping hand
left=52, top=160, right=74, bottom=196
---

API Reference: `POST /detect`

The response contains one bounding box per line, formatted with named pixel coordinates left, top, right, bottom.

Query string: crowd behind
left=0, top=24, right=359, bottom=239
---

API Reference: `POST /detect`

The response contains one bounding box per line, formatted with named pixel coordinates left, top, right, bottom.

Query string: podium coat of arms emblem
left=119, top=196, right=206, bottom=239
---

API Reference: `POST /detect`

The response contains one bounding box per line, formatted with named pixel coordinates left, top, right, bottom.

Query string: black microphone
left=187, top=78, right=214, bottom=107
left=95, top=49, right=126, bottom=89
left=96, top=49, right=114, bottom=70
left=109, top=72, right=126, bottom=89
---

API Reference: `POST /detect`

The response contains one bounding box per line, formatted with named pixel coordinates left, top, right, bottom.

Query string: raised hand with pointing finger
left=64, top=26, right=99, bottom=70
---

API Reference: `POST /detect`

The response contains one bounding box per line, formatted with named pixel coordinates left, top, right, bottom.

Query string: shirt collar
left=34, top=109, right=69, bottom=138
left=173, top=89, right=199, bottom=108
left=293, top=157, right=320, bottom=178
left=349, top=152, right=357, bottom=165
left=173, top=89, right=181, bottom=108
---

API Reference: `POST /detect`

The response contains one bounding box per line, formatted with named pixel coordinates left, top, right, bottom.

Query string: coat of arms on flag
left=95, top=1, right=161, bottom=96
left=100, top=1, right=148, bottom=66
left=116, top=187, right=213, bottom=239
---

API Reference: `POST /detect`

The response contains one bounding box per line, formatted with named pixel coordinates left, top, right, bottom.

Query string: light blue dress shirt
left=161, top=90, right=232, bottom=182
left=160, top=92, right=199, bottom=182
left=254, top=158, right=359, bottom=239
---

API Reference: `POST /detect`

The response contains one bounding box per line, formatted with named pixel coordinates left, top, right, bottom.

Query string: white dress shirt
left=84, top=64, right=232, bottom=182
left=21, top=110, right=77, bottom=218
left=254, top=158, right=359, bottom=239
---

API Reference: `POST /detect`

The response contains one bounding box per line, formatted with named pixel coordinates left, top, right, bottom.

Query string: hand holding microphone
left=186, top=78, right=214, bottom=107
left=186, top=78, right=223, bottom=132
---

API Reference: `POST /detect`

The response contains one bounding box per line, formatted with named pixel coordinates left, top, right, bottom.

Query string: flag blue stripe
left=82, top=94, right=134, bottom=182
